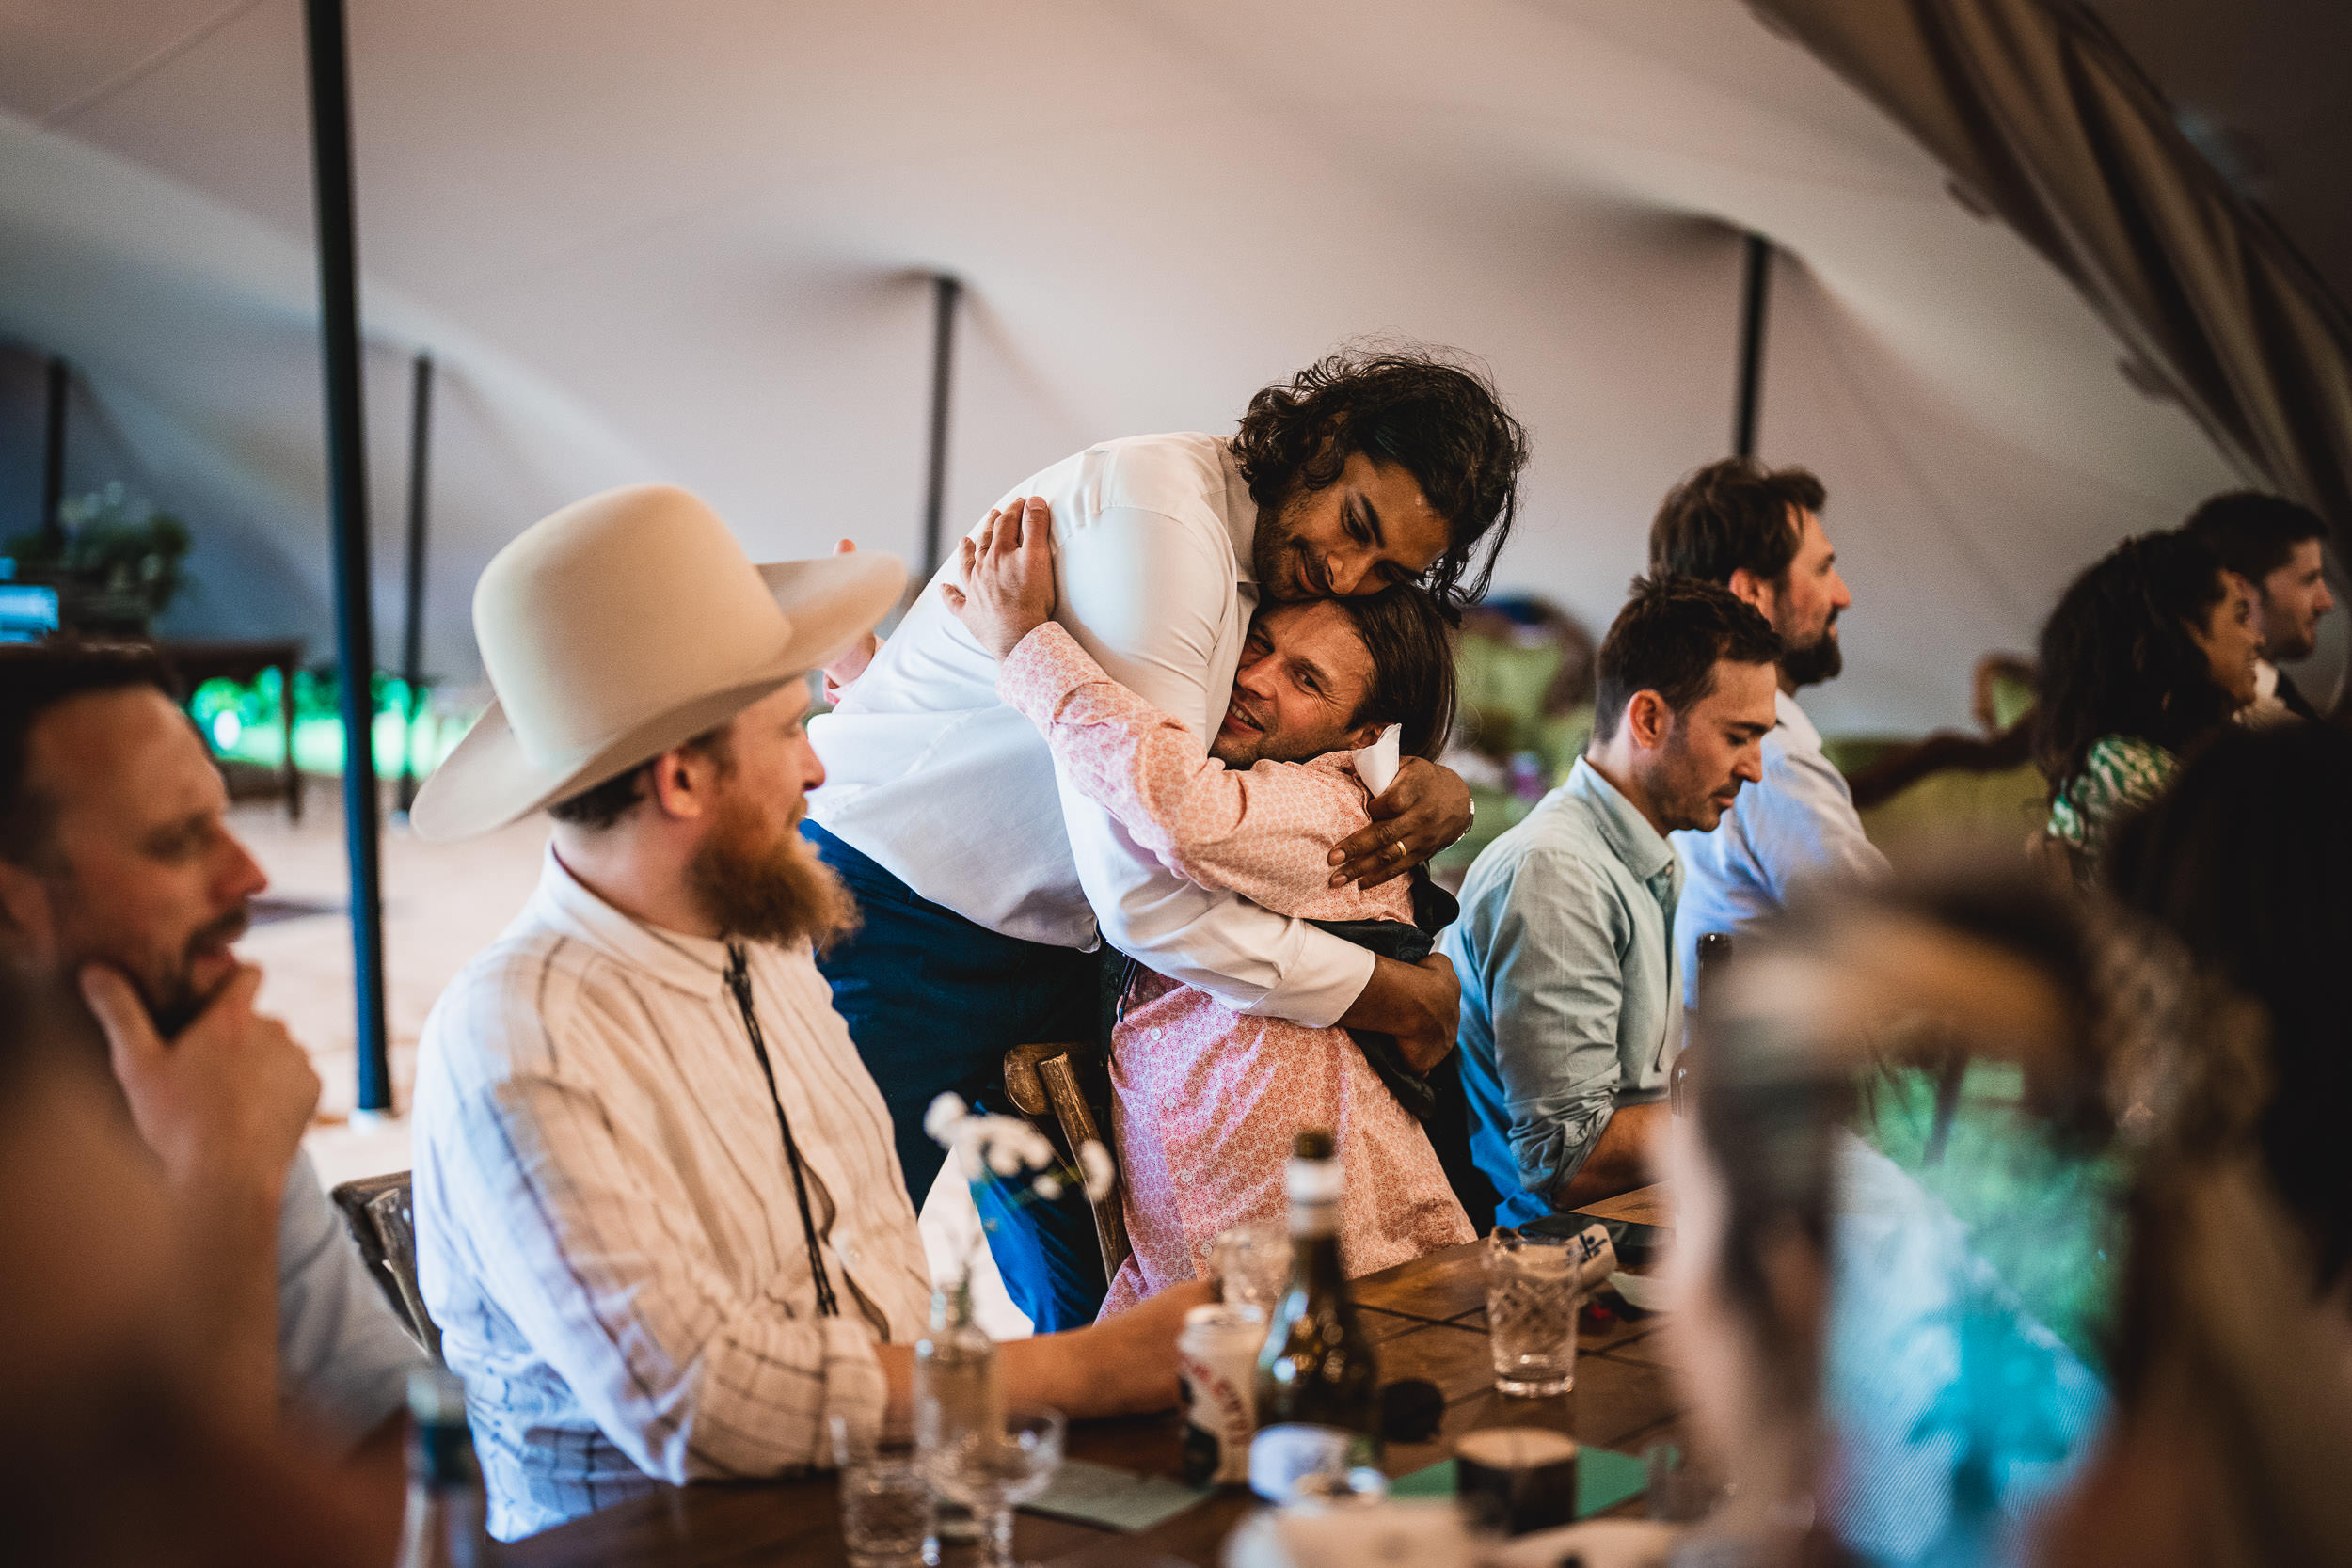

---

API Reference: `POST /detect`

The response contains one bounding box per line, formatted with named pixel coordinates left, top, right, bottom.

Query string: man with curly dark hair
left=804, top=343, right=1526, bottom=1326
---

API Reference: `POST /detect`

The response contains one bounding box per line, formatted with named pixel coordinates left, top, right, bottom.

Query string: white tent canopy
left=6, top=0, right=2332, bottom=733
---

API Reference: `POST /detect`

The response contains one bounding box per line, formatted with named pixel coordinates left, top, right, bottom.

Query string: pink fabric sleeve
left=998, top=622, right=1391, bottom=920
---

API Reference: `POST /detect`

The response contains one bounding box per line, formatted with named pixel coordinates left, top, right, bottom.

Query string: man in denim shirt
left=1441, top=578, right=1779, bottom=1223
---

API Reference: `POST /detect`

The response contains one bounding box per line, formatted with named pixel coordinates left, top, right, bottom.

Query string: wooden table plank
left=1569, top=1182, right=1675, bottom=1229
left=1350, top=1240, right=1486, bottom=1323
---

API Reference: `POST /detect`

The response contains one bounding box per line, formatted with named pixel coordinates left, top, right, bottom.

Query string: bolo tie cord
left=723, top=942, right=840, bottom=1319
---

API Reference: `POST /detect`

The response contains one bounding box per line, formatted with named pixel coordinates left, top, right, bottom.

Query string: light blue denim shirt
left=1671, top=690, right=1888, bottom=1006
left=1438, top=757, right=1683, bottom=1227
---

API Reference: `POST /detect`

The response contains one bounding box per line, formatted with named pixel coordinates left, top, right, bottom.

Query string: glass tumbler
left=831, top=1415, right=936, bottom=1568
left=1486, top=1228, right=1581, bottom=1396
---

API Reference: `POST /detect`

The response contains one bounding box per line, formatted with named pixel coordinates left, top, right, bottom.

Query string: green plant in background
left=188, top=667, right=472, bottom=781
left=4, top=483, right=192, bottom=633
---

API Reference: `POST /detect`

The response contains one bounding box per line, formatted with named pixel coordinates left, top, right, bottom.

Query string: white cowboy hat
left=410, top=483, right=903, bottom=841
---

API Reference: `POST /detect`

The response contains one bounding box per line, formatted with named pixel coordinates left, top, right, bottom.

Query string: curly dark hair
left=1592, top=575, right=1782, bottom=742
left=1231, top=345, right=1528, bottom=614
left=2032, top=532, right=2236, bottom=802
left=1648, top=456, right=1826, bottom=586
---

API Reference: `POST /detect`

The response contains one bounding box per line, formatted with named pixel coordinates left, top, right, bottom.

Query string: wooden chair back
left=1002, top=1042, right=1131, bottom=1283
left=328, top=1171, right=444, bottom=1364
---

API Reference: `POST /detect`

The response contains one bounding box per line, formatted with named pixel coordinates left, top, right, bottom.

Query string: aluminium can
left=1178, top=1302, right=1264, bottom=1486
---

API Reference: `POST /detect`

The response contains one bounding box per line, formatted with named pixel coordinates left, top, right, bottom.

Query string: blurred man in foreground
left=1441, top=578, right=1779, bottom=1223
left=408, top=486, right=1205, bottom=1539
left=0, top=641, right=424, bottom=1552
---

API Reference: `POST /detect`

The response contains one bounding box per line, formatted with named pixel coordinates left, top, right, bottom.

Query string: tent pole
left=40, top=356, right=68, bottom=551
left=919, top=274, right=961, bottom=581
left=398, top=351, right=433, bottom=814
left=1733, top=233, right=1772, bottom=458
left=300, top=0, right=393, bottom=1117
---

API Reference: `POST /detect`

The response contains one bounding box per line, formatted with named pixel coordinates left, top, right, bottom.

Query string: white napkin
left=1351, top=723, right=1403, bottom=796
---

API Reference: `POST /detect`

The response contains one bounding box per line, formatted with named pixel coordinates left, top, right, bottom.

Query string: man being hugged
left=1440, top=578, right=1780, bottom=1224
left=809, top=346, right=1525, bottom=1325
left=946, top=499, right=1472, bottom=1309
left=408, top=487, right=1202, bottom=1541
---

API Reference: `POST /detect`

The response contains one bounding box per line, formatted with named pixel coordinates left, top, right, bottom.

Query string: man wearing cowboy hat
left=408, top=486, right=1203, bottom=1541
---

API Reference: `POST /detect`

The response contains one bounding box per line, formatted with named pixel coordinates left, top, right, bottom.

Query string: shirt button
left=841, top=1245, right=860, bottom=1265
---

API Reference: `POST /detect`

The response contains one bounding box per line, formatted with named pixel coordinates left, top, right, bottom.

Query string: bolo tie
left=723, top=942, right=840, bottom=1318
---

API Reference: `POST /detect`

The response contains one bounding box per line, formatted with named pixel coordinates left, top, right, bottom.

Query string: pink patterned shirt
left=999, top=624, right=1471, bottom=1307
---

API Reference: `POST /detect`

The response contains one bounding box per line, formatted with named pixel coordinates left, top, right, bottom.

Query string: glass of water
left=1486, top=1228, right=1581, bottom=1396
left=1211, top=1219, right=1290, bottom=1313
left=921, top=1404, right=1065, bottom=1568
left=831, top=1415, right=937, bottom=1568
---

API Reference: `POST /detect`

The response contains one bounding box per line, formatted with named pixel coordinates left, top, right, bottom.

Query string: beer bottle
left=395, top=1368, right=485, bottom=1568
left=1248, top=1130, right=1379, bottom=1501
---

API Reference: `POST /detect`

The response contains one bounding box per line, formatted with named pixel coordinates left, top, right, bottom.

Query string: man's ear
left=1338, top=720, right=1386, bottom=752
left=1624, top=689, right=1675, bottom=752
left=1725, top=566, right=1776, bottom=625
left=0, top=859, right=61, bottom=966
left=640, top=749, right=713, bottom=822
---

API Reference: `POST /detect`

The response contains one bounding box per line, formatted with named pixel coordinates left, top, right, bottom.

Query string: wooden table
left=494, top=1228, right=1687, bottom=1568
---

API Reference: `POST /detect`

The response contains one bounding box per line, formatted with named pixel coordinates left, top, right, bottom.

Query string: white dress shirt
left=1670, top=688, right=1889, bottom=1005
left=413, top=848, right=932, bottom=1540
left=807, top=432, right=1374, bottom=1028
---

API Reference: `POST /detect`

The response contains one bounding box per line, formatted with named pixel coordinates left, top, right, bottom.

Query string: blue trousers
left=803, top=822, right=1110, bottom=1330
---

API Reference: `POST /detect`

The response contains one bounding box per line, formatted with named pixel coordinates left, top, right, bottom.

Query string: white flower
left=924, top=1092, right=969, bottom=1147
left=1077, top=1139, right=1116, bottom=1202
left=986, top=1136, right=1025, bottom=1178
left=1032, top=1173, right=1064, bottom=1201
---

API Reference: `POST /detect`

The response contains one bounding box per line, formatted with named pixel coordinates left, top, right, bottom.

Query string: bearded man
left=1646, top=457, right=1890, bottom=1006
left=408, top=486, right=1203, bottom=1540
left=808, top=345, right=1527, bottom=1326
left=0, top=641, right=425, bottom=1555
left=2183, top=490, right=2338, bottom=725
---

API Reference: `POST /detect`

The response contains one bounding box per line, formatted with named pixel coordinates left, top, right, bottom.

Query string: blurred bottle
left=1673, top=932, right=1733, bottom=1117
left=914, top=1281, right=995, bottom=1544
left=1249, top=1131, right=1380, bottom=1501
left=395, top=1368, right=485, bottom=1568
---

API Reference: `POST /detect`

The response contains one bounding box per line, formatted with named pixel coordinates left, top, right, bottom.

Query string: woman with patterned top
left=945, top=500, right=1474, bottom=1311
left=2033, top=531, right=2260, bottom=879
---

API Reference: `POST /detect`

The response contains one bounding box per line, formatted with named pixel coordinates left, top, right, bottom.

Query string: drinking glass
left=1211, top=1220, right=1290, bottom=1313
left=830, top=1416, right=936, bottom=1568
left=920, top=1404, right=1065, bottom=1568
left=1486, top=1228, right=1581, bottom=1396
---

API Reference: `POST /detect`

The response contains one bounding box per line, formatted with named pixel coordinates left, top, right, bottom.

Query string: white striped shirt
left=413, top=847, right=933, bottom=1541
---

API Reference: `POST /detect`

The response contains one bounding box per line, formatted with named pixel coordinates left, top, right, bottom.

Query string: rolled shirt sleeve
left=1051, top=505, right=1374, bottom=1028
left=276, top=1147, right=429, bottom=1450
left=1479, top=849, right=1634, bottom=1200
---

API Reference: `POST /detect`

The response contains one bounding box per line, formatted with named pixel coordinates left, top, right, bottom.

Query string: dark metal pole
left=301, top=0, right=392, bottom=1116
left=919, top=274, right=961, bottom=580
left=40, top=356, right=68, bottom=550
left=1733, top=233, right=1772, bottom=458
left=398, top=351, right=433, bottom=813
